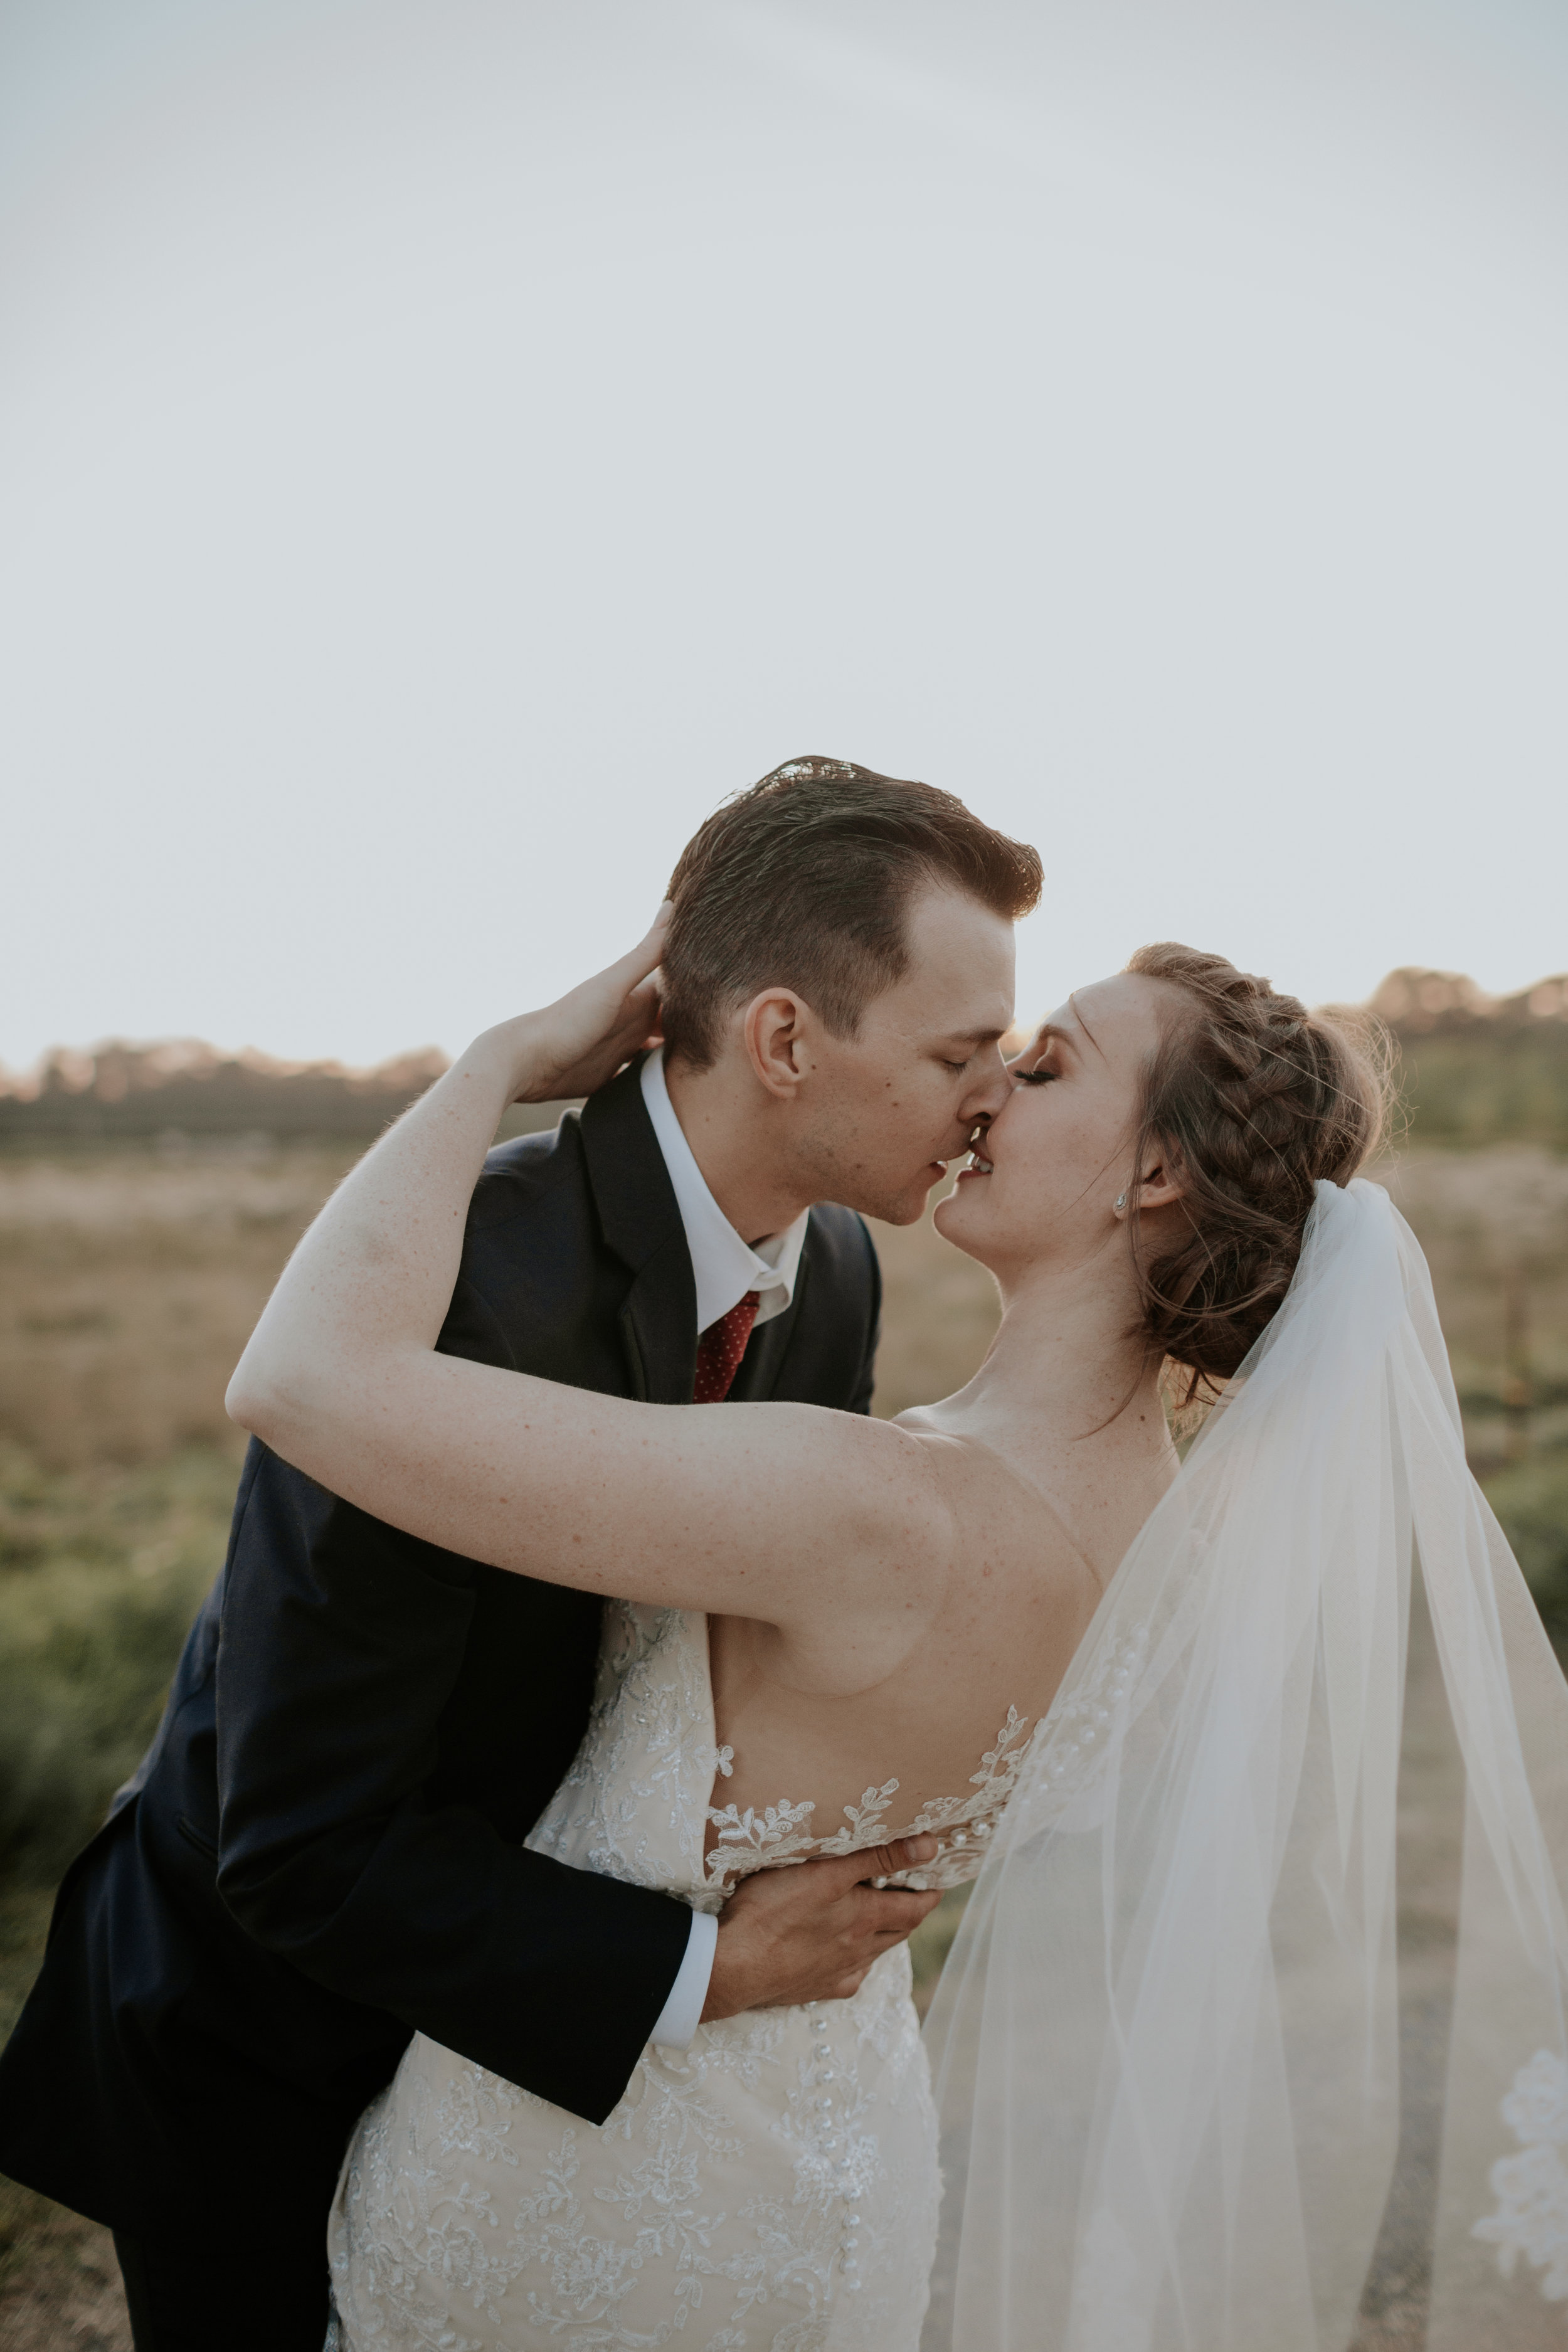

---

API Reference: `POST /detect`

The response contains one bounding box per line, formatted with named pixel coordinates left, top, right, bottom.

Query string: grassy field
left=0, top=1132, right=1565, bottom=2343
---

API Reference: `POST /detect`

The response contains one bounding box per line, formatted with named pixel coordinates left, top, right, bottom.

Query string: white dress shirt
left=639, top=1048, right=809, bottom=1335
left=638, top=1049, right=810, bottom=2050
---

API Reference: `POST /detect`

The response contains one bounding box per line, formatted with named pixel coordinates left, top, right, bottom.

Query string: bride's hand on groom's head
left=701, top=1836, right=943, bottom=2023
left=496, top=908, right=670, bottom=1104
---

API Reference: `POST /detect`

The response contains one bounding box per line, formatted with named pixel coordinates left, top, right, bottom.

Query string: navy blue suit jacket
left=0, top=1058, right=881, bottom=2244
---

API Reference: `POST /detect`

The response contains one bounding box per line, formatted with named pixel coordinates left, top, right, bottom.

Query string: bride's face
left=935, top=970, right=1180, bottom=1278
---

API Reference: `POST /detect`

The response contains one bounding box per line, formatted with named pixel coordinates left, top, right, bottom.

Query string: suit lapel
left=580, top=1059, right=699, bottom=1405
left=727, top=1226, right=814, bottom=1403
left=618, top=1240, right=699, bottom=1404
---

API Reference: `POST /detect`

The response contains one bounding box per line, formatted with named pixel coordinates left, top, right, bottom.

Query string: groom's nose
left=958, top=1057, right=1012, bottom=1125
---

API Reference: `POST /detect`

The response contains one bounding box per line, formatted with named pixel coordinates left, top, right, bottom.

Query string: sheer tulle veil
left=922, top=1177, right=1568, bottom=2351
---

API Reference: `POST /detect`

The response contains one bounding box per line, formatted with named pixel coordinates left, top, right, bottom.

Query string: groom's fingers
left=859, top=1886, right=943, bottom=1947
left=861, top=1833, right=939, bottom=1885
left=805, top=1832, right=938, bottom=1891
left=801, top=1835, right=945, bottom=1957
left=804, top=1833, right=941, bottom=1907
left=701, top=1835, right=946, bottom=2020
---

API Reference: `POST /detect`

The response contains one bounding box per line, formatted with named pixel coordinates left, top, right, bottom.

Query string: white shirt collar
left=640, top=1047, right=809, bottom=1335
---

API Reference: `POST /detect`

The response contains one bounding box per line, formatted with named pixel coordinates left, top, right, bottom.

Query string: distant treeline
left=0, top=1039, right=450, bottom=1142
left=0, top=1039, right=568, bottom=1145
left=3, top=968, right=1568, bottom=1145
left=1355, top=970, right=1568, bottom=1149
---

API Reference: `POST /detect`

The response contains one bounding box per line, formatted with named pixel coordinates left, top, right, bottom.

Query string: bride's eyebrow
left=1030, top=1023, right=1079, bottom=1060
left=1063, top=996, right=1106, bottom=1062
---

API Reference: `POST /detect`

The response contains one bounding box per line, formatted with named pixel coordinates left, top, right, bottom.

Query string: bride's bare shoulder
left=893, top=1412, right=1108, bottom=1596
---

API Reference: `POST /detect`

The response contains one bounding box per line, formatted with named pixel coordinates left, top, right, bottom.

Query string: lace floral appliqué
left=702, top=1708, right=1036, bottom=1894
left=1473, top=2048, right=1568, bottom=2299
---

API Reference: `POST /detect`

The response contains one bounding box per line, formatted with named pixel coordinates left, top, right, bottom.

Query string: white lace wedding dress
left=327, top=1602, right=1034, bottom=2351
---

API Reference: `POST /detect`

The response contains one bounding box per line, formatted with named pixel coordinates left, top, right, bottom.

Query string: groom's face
left=794, top=884, right=1017, bottom=1226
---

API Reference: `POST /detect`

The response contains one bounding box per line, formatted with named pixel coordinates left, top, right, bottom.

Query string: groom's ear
left=743, top=989, right=812, bottom=1100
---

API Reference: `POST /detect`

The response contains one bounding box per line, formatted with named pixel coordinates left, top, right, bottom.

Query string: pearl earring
left=1115, top=1192, right=1127, bottom=1212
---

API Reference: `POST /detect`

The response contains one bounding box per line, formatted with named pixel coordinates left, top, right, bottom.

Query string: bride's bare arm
left=226, top=926, right=950, bottom=1642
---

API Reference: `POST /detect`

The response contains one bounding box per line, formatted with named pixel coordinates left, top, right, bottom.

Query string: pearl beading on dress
left=805, top=2000, right=864, bottom=2291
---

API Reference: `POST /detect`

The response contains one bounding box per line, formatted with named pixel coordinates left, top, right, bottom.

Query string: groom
left=0, top=757, right=1041, bottom=2351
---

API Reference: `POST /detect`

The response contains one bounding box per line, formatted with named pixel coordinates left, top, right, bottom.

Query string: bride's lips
left=955, top=1145, right=994, bottom=1182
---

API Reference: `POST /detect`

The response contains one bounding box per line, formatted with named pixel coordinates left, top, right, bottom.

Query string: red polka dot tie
left=692, top=1291, right=761, bottom=1403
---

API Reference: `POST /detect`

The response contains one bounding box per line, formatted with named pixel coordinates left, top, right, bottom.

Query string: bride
left=230, top=920, right=1568, bottom=2351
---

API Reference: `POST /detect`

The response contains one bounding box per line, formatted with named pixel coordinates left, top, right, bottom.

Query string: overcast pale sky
left=3, top=0, right=1565, bottom=1073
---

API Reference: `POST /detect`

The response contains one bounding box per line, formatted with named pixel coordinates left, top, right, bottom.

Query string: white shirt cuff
left=649, top=1909, right=718, bottom=2050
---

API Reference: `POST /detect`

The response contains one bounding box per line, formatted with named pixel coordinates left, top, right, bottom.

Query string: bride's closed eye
left=1014, top=1066, right=1056, bottom=1086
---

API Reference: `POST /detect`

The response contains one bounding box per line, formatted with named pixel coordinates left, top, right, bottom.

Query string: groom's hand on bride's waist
left=700, top=1837, right=942, bottom=2021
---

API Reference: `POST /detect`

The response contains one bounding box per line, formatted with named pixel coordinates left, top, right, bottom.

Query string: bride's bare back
left=703, top=1428, right=1143, bottom=1885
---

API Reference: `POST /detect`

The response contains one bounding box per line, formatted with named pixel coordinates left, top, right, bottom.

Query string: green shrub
left=1402, top=1028, right=1568, bottom=1150
left=1483, top=1449, right=1568, bottom=1639
left=0, top=1450, right=233, bottom=1882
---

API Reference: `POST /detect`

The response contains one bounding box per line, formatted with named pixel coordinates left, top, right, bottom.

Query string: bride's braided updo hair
left=1124, top=944, right=1390, bottom=1400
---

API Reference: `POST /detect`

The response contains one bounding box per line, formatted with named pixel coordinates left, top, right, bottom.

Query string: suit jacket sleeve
left=212, top=1441, right=693, bottom=2127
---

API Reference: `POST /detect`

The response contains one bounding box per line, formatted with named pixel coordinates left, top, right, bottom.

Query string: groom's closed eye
left=936, top=1030, right=1007, bottom=1072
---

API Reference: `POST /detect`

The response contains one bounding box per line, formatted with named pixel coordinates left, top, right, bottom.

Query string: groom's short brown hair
left=660, top=756, right=1042, bottom=1069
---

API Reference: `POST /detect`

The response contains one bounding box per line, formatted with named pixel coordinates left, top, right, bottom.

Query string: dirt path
left=0, top=2193, right=130, bottom=2351
left=1350, top=1586, right=1464, bottom=2349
